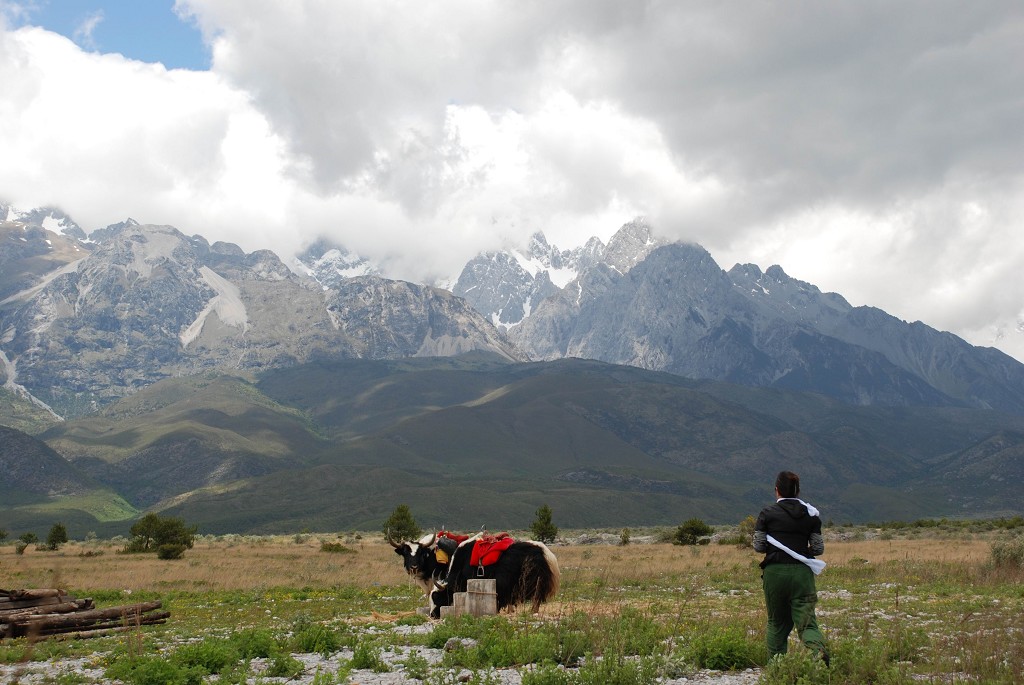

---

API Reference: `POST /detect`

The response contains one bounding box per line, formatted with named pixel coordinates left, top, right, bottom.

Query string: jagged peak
left=527, top=231, right=551, bottom=255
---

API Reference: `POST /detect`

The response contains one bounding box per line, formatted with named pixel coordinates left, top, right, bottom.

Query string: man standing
left=753, top=470, right=829, bottom=664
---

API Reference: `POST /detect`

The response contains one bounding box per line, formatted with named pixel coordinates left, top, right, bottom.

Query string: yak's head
left=389, top=531, right=438, bottom=580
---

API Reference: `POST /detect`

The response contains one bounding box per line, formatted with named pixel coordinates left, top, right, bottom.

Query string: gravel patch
left=1, top=649, right=762, bottom=684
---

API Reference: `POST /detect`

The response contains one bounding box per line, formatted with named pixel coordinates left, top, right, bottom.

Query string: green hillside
left=4, top=355, right=1024, bottom=536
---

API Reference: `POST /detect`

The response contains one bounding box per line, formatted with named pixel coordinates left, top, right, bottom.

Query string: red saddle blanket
left=470, top=533, right=515, bottom=567
left=438, top=530, right=470, bottom=544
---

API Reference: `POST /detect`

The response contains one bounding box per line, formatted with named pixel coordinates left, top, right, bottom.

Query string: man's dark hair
left=776, top=471, right=800, bottom=498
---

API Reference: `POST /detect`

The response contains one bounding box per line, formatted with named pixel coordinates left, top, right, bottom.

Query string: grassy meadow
left=2, top=525, right=1024, bottom=683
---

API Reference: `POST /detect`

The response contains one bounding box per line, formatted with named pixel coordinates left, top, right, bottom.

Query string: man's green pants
left=762, top=563, right=827, bottom=658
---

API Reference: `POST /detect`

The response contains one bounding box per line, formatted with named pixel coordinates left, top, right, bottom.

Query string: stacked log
left=1, top=589, right=169, bottom=640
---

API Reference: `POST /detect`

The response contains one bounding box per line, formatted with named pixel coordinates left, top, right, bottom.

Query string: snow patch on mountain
left=294, top=240, right=382, bottom=290
left=0, top=258, right=86, bottom=306
left=125, top=228, right=182, bottom=279
left=180, top=266, right=249, bottom=348
left=0, top=348, right=63, bottom=420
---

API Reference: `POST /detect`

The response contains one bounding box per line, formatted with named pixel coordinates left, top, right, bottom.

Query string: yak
left=430, top=535, right=559, bottom=618
left=389, top=530, right=466, bottom=601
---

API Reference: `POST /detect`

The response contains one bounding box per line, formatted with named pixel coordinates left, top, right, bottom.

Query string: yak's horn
left=386, top=529, right=401, bottom=549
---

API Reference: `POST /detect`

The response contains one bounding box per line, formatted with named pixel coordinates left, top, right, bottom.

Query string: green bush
left=573, top=652, right=662, bottom=685
left=172, top=637, right=237, bottom=674
left=530, top=504, right=559, bottom=543
left=351, top=640, right=391, bottom=672
left=991, top=537, right=1024, bottom=569
left=522, top=662, right=573, bottom=685
left=401, top=649, right=432, bottom=680
left=230, top=627, right=280, bottom=659
left=265, top=653, right=304, bottom=678
left=125, top=513, right=197, bottom=556
left=320, top=541, right=355, bottom=553
left=675, top=623, right=765, bottom=670
left=759, top=648, right=830, bottom=685
left=293, top=623, right=342, bottom=655
left=673, top=518, right=713, bottom=545
left=383, top=504, right=422, bottom=543
left=157, top=543, right=187, bottom=560
left=46, top=522, right=69, bottom=550
left=106, top=656, right=204, bottom=685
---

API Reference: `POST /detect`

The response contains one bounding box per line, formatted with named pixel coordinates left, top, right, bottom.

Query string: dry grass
left=0, top=536, right=409, bottom=593
left=0, top=535, right=993, bottom=594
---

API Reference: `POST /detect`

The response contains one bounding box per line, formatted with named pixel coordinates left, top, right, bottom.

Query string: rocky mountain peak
left=603, top=218, right=664, bottom=274
left=295, top=238, right=382, bottom=290
left=1, top=219, right=519, bottom=417
left=0, top=203, right=85, bottom=240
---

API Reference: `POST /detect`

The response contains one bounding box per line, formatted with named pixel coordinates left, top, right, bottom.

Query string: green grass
left=26, top=490, right=139, bottom=522
left=3, top=531, right=1024, bottom=683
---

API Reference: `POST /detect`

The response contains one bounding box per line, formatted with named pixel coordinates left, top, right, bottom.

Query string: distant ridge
left=3, top=355, right=1018, bottom=535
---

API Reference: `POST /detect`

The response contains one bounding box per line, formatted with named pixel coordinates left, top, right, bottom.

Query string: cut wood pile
left=1, top=588, right=169, bottom=640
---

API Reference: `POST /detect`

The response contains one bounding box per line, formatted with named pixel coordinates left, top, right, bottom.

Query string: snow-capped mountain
left=293, top=238, right=382, bottom=290
left=0, top=221, right=521, bottom=418
left=453, top=219, right=664, bottom=328
left=1, top=201, right=86, bottom=240
left=5, top=199, right=1024, bottom=418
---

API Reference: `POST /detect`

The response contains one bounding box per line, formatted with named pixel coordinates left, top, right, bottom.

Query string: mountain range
left=2, top=200, right=1023, bottom=534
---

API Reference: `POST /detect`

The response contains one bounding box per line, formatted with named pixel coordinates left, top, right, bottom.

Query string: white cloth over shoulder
left=777, top=497, right=819, bottom=517
left=766, top=535, right=826, bottom=575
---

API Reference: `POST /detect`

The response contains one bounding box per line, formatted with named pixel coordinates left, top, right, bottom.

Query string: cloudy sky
left=1, top=1, right=1022, bottom=361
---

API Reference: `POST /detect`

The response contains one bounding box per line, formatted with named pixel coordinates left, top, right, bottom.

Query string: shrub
left=383, top=504, right=423, bottom=543
left=172, top=637, right=237, bottom=674
left=522, top=662, right=572, bottom=685
left=230, top=628, right=280, bottom=659
left=759, top=648, right=830, bottom=685
left=619, top=528, right=631, bottom=546
left=675, top=623, right=765, bottom=670
left=125, top=513, right=197, bottom=556
left=320, top=541, right=355, bottom=554
left=673, top=518, right=713, bottom=546
left=530, top=504, right=558, bottom=543
left=351, top=640, right=390, bottom=672
left=265, top=653, right=304, bottom=678
left=46, top=522, right=69, bottom=550
left=573, top=652, right=662, bottom=685
left=106, top=655, right=204, bottom=685
left=157, top=543, right=187, bottom=560
left=991, top=536, right=1024, bottom=569
left=292, top=623, right=341, bottom=655
left=401, top=649, right=431, bottom=680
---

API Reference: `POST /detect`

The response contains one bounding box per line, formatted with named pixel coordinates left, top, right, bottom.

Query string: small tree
left=382, top=504, right=422, bottom=543
left=46, top=522, right=69, bottom=550
left=673, top=518, right=713, bottom=545
left=16, top=532, right=37, bottom=555
left=738, top=515, right=757, bottom=546
left=126, top=513, right=196, bottom=556
left=530, top=504, right=558, bottom=543
left=619, top=527, right=631, bottom=546
left=0, top=528, right=7, bottom=543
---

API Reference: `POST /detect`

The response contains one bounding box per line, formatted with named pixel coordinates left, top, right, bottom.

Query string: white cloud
left=72, top=10, right=102, bottom=50
left=1, top=1, right=1023, bottom=359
